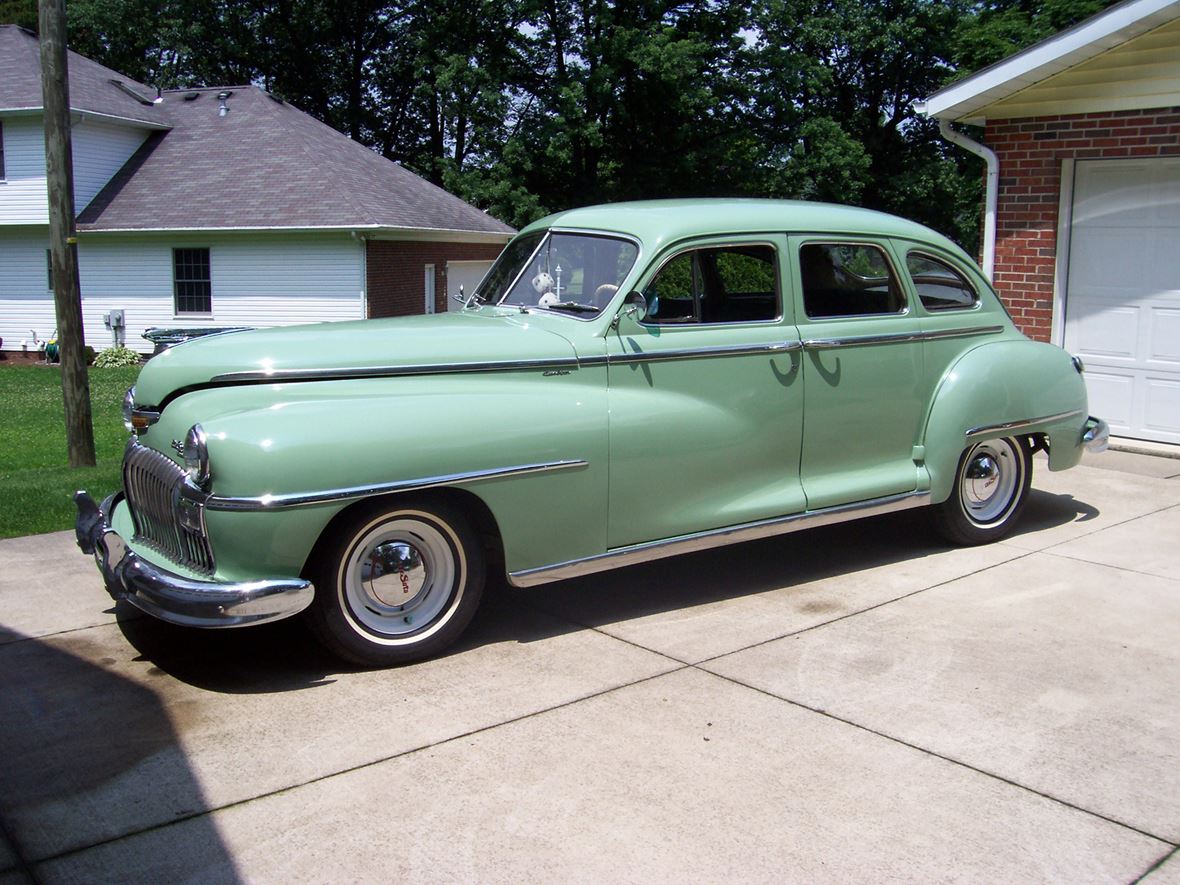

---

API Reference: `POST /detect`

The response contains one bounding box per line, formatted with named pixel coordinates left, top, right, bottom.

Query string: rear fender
left=922, top=340, right=1088, bottom=504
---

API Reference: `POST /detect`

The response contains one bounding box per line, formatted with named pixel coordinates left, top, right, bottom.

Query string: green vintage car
left=75, top=200, right=1108, bottom=666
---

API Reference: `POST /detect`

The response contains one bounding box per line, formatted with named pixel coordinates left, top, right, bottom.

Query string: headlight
left=122, top=387, right=136, bottom=433
left=183, top=424, right=211, bottom=487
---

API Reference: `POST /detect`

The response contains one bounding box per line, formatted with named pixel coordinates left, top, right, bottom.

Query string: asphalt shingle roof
left=0, top=25, right=164, bottom=126
left=78, top=86, right=513, bottom=234
left=1, top=25, right=513, bottom=236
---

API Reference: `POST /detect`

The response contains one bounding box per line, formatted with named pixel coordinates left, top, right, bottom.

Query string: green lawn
left=0, top=364, right=140, bottom=539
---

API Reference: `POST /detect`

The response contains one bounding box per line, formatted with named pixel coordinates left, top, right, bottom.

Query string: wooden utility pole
left=39, top=0, right=95, bottom=467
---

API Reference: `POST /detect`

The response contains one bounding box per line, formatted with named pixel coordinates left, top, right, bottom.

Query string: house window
left=1, top=120, right=6, bottom=179
left=173, top=248, right=212, bottom=314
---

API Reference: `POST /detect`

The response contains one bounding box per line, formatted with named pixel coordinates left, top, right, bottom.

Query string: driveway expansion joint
left=19, top=663, right=694, bottom=869
left=698, top=666, right=1178, bottom=850
left=692, top=547, right=1038, bottom=668
left=1132, top=846, right=1180, bottom=883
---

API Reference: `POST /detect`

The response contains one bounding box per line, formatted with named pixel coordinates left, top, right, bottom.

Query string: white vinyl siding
left=0, top=231, right=366, bottom=353
left=0, top=115, right=150, bottom=223
left=0, top=228, right=60, bottom=351
left=71, top=119, right=149, bottom=212
left=0, top=117, right=49, bottom=224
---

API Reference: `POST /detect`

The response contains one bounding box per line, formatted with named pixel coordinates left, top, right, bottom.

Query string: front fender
left=923, top=340, right=1088, bottom=504
left=146, top=368, right=609, bottom=578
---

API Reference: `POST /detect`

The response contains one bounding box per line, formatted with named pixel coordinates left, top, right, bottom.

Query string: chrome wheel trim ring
left=339, top=512, right=465, bottom=645
left=959, top=439, right=1022, bottom=526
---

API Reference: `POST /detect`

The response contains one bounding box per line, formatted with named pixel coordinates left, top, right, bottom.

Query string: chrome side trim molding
left=603, top=340, right=801, bottom=366
left=212, top=342, right=803, bottom=384
left=804, top=324, right=1003, bottom=350
left=965, top=408, right=1084, bottom=440
left=922, top=324, right=1005, bottom=341
left=508, top=490, right=931, bottom=588
left=211, top=357, right=583, bottom=385
left=206, top=459, right=589, bottom=512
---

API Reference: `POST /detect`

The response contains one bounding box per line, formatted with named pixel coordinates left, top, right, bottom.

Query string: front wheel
left=932, top=436, right=1033, bottom=546
left=305, top=497, right=485, bottom=666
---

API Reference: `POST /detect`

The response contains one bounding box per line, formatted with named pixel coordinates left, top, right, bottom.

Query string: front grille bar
left=122, top=440, right=215, bottom=575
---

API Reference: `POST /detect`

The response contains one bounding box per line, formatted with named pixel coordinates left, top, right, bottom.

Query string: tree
left=5, top=0, right=1128, bottom=253
left=749, top=0, right=978, bottom=243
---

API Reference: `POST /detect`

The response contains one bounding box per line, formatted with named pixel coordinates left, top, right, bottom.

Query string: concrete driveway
left=1, top=449, right=1178, bottom=883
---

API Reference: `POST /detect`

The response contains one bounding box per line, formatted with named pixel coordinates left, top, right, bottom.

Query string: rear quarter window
left=905, top=252, right=979, bottom=311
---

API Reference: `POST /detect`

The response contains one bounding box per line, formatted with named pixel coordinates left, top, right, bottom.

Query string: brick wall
left=366, top=240, right=506, bottom=317
left=985, top=106, right=1180, bottom=341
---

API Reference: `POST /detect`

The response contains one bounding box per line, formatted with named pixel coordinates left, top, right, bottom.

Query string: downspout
left=936, top=119, right=999, bottom=283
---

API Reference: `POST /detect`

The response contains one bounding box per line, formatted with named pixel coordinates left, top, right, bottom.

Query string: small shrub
left=93, top=345, right=142, bottom=368
left=83, top=345, right=96, bottom=365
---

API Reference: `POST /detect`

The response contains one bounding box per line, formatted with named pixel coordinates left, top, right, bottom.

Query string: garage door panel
left=1150, top=307, right=1180, bottom=364
left=1145, top=378, right=1180, bottom=436
left=1069, top=229, right=1150, bottom=287
left=1073, top=165, right=1157, bottom=225
left=1084, top=372, right=1135, bottom=428
left=1066, top=302, right=1138, bottom=360
left=1065, top=157, right=1180, bottom=444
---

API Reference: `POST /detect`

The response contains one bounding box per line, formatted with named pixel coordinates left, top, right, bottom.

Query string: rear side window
left=800, top=243, right=904, bottom=318
left=906, top=252, right=979, bottom=311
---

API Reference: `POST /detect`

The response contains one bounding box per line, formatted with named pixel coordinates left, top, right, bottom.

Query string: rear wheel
left=305, top=497, right=485, bottom=666
left=932, top=436, right=1032, bottom=546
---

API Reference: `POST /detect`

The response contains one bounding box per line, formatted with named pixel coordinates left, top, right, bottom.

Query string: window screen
left=905, top=252, right=979, bottom=310
left=173, top=248, right=212, bottom=314
left=800, top=243, right=904, bottom=318
left=643, top=244, right=778, bottom=325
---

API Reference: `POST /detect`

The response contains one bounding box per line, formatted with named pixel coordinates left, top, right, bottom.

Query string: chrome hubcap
left=964, top=454, right=1000, bottom=504
left=959, top=440, right=1021, bottom=525
left=364, top=542, right=427, bottom=609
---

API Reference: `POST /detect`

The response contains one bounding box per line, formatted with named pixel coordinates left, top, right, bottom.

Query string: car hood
left=134, top=310, right=582, bottom=407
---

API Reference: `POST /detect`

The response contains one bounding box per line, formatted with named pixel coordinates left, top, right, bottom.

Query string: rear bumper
left=74, top=491, right=314, bottom=628
left=1082, top=416, right=1110, bottom=453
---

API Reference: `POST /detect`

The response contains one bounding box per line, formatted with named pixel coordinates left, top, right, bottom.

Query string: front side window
left=642, top=244, right=778, bottom=325
left=800, top=243, right=904, bottom=318
left=492, top=231, right=638, bottom=317
left=905, top=252, right=979, bottom=310
left=173, top=248, right=211, bottom=314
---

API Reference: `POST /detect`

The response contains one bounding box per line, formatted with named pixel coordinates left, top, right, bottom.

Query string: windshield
left=477, top=231, right=639, bottom=317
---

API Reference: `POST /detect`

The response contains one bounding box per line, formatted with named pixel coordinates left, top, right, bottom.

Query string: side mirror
left=622, top=291, right=648, bottom=322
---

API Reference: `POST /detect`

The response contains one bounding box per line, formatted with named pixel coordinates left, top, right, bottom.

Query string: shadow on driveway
left=0, top=625, right=242, bottom=881
left=110, top=486, right=1097, bottom=687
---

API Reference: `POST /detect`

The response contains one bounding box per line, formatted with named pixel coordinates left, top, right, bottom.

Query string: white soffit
left=919, top=0, right=1180, bottom=123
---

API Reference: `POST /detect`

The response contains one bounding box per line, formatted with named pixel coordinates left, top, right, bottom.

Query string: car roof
left=522, top=199, right=969, bottom=260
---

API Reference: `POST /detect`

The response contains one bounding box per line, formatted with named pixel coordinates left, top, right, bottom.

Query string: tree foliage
left=0, top=0, right=1123, bottom=251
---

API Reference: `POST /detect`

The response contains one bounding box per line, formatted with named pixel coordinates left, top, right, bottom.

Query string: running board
left=507, top=490, right=932, bottom=588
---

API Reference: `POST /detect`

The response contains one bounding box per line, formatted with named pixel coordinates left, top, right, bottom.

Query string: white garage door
left=1063, top=157, right=1180, bottom=444
left=444, top=260, right=494, bottom=311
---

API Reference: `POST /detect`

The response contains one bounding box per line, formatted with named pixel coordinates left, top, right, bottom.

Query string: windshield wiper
left=543, top=301, right=599, bottom=314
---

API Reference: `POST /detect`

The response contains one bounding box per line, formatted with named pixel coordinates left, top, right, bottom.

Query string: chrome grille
left=122, top=441, right=215, bottom=575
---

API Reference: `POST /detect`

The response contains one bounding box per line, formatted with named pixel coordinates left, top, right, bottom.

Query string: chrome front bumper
left=74, top=491, right=314, bottom=628
left=1082, top=416, right=1110, bottom=453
